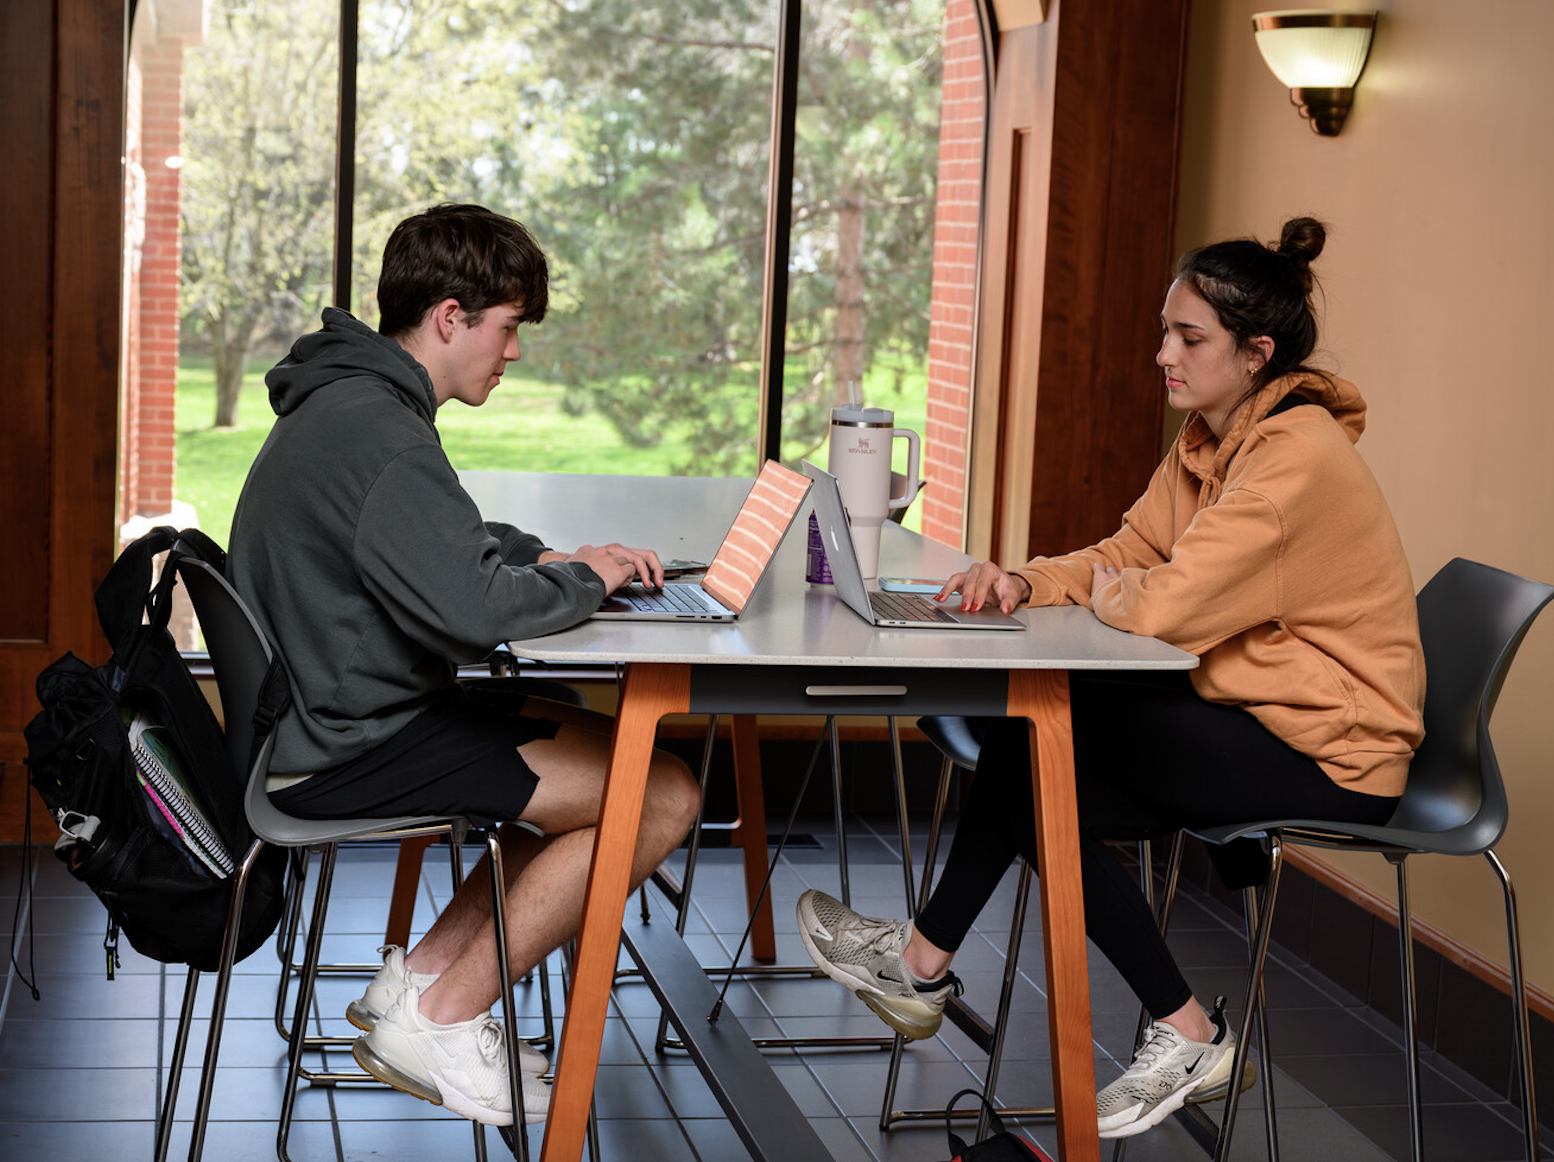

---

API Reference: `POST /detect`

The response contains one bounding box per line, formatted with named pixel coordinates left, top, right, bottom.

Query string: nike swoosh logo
left=1184, top=1053, right=1205, bottom=1075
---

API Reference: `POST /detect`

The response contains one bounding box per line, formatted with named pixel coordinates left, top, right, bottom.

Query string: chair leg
left=975, top=860, right=1035, bottom=1141
left=671, top=715, right=723, bottom=941
left=485, top=826, right=530, bottom=1162
left=879, top=861, right=1047, bottom=1132
left=155, top=966, right=200, bottom=1162
left=171, top=838, right=264, bottom=1162
left=1486, top=849, right=1540, bottom=1162
left=1392, top=854, right=1424, bottom=1162
left=877, top=752, right=958, bottom=1130
left=652, top=715, right=748, bottom=1052
left=917, top=754, right=956, bottom=914
left=887, top=717, right=919, bottom=916
left=271, top=847, right=382, bottom=1048
left=273, top=850, right=309, bottom=1040
left=827, top=715, right=851, bottom=906
left=1243, top=883, right=1280, bottom=1162
left=884, top=761, right=1081, bottom=1134
left=1112, top=833, right=1184, bottom=1162
left=277, top=842, right=339, bottom=1162
left=1214, top=835, right=1284, bottom=1162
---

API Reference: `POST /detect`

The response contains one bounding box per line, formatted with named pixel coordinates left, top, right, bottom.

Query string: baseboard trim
left=1284, top=845, right=1554, bottom=1024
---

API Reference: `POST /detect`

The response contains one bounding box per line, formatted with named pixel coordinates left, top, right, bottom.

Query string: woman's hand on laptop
left=939, top=561, right=1031, bottom=614
left=564, top=543, right=665, bottom=593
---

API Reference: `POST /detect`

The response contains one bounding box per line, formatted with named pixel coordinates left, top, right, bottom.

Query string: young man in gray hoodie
left=228, top=203, right=700, bottom=1128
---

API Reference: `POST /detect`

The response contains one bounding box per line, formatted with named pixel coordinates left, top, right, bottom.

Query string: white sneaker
left=347, top=946, right=549, bottom=1076
left=1096, top=998, right=1235, bottom=1139
left=795, top=889, right=962, bottom=1040
left=353, top=987, right=551, bottom=1125
left=346, top=946, right=437, bottom=1030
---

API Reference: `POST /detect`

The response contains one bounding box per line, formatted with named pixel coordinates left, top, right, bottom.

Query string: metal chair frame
left=265, top=661, right=582, bottom=1069
left=1173, top=558, right=1551, bottom=1162
left=158, top=551, right=539, bottom=1162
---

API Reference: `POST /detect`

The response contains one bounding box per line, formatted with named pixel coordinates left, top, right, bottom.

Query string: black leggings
left=914, top=671, right=1397, bottom=1019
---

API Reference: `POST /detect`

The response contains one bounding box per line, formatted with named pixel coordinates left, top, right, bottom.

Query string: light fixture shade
left=1252, top=10, right=1375, bottom=88
left=1252, top=9, right=1377, bottom=135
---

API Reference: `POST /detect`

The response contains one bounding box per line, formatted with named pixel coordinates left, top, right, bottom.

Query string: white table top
left=460, top=470, right=1197, bottom=673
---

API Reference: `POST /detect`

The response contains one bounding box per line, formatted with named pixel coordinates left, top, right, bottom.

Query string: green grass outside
left=175, top=352, right=926, bottom=552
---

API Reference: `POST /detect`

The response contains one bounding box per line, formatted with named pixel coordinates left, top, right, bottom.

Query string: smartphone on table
left=660, top=559, right=708, bottom=578
left=877, top=576, right=948, bottom=594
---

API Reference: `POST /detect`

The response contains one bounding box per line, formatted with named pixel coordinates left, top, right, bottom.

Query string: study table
left=459, top=470, right=1198, bottom=1162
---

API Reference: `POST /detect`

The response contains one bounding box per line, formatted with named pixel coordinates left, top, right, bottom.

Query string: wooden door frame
left=967, top=0, right=1191, bottom=563
left=0, top=0, right=126, bottom=837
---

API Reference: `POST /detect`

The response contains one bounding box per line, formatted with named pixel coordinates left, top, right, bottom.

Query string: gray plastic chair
left=159, top=551, right=536, bottom=1162
left=1191, top=558, right=1552, bottom=1162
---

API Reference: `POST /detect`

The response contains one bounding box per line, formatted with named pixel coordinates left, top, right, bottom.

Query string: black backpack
left=21, top=527, right=288, bottom=976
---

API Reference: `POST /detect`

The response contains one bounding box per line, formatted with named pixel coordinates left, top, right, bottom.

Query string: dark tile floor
left=1, top=816, right=1543, bottom=1161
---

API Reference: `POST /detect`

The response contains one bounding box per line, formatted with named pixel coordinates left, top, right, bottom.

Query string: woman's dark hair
left=377, top=203, right=549, bottom=337
left=1173, top=217, right=1327, bottom=391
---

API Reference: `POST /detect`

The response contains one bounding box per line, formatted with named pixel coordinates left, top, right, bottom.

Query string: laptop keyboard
left=615, top=584, right=721, bottom=614
left=868, top=590, right=958, bottom=624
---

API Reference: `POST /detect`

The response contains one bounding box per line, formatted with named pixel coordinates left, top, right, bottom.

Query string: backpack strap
left=250, top=656, right=293, bottom=779
left=98, top=526, right=232, bottom=684
left=168, top=527, right=227, bottom=573
left=95, top=525, right=180, bottom=659
left=944, top=1087, right=1007, bottom=1157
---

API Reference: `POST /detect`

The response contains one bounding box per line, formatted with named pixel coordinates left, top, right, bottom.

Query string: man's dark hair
left=377, top=203, right=549, bottom=337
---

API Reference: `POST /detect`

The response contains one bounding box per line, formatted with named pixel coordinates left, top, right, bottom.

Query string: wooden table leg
left=1009, top=668, right=1098, bottom=1162
left=541, top=663, right=691, bottom=1162
left=730, top=713, right=777, bottom=962
left=385, top=835, right=434, bottom=947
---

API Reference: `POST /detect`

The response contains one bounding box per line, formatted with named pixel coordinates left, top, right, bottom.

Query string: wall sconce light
left=1252, top=9, right=1377, bottom=136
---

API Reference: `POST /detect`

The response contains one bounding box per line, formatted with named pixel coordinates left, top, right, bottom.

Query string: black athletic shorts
left=268, top=683, right=561, bottom=828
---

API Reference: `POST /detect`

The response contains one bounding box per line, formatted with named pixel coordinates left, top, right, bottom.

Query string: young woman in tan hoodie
left=796, top=217, right=1425, bottom=1139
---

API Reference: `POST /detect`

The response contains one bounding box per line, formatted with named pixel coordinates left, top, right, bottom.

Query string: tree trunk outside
left=831, top=4, right=872, bottom=407
left=211, top=314, right=257, bottom=428
left=834, top=185, right=866, bottom=403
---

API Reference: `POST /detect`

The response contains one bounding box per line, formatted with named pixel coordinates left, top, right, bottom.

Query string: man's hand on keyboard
left=565, top=543, right=665, bottom=593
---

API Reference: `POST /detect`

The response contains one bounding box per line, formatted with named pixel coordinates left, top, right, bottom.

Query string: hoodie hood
left=1179, top=371, right=1368, bottom=487
left=265, top=307, right=439, bottom=426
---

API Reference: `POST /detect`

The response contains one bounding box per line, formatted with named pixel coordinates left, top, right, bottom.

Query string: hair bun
left=1274, top=217, right=1326, bottom=290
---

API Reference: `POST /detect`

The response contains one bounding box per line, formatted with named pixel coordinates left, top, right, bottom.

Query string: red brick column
left=136, top=37, right=184, bottom=520
left=121, top=32, right=186, bottom=525
left=922, top=0, right=986, bottom=549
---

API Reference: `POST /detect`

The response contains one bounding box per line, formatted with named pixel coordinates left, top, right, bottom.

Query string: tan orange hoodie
left=1012, top=372, right=1424, bottom=797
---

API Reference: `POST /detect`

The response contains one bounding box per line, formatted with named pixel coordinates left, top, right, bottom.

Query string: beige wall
left=1176, top=0, right=1554, bottom=990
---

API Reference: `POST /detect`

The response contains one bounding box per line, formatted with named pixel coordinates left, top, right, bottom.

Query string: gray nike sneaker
left=795, top=889, right=962, bottom=1039
left=1096, top=997, right=1235, bottom=1139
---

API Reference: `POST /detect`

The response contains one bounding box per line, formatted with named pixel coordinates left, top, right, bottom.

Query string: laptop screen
left=700, top=461, right=812, bottom=614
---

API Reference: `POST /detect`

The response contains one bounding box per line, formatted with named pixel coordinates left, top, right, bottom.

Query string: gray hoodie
left=228, top=308, right=604, bottom=775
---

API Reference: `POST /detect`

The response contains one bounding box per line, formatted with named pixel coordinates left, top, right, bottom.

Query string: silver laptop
left=803, top=461, right=1025, bottom=631
left=591, top=461, right=813, bottom=622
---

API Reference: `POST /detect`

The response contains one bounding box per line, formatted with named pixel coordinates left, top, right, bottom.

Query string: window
left=122, top=0, right=978, bottom=555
